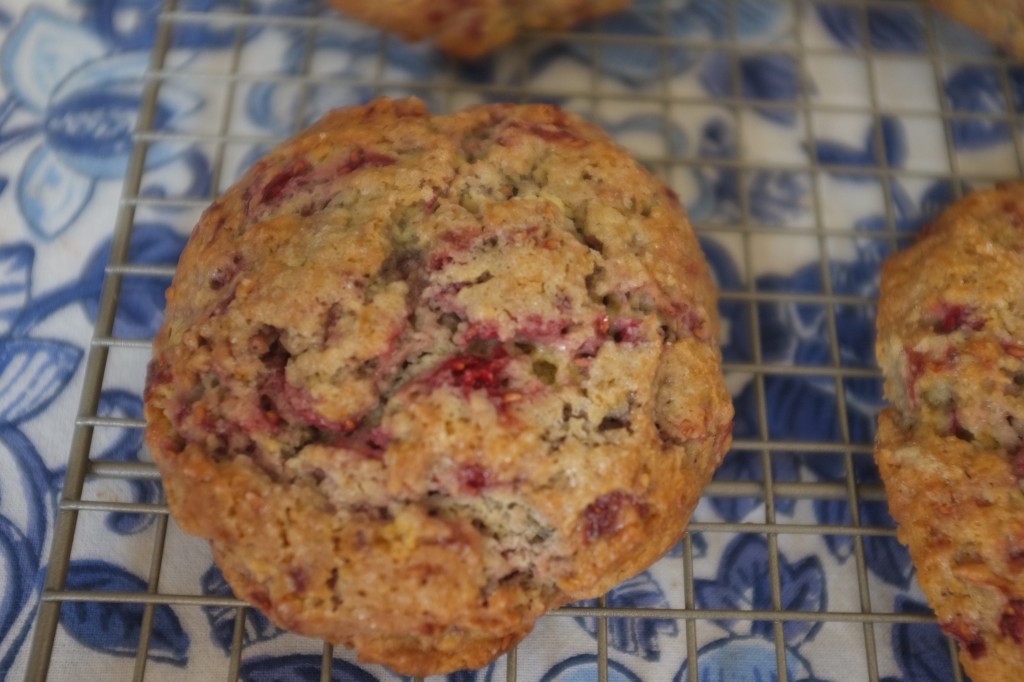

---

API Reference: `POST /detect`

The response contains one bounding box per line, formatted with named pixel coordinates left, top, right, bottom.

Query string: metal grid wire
left=22, top=0, right=1024, bottom=679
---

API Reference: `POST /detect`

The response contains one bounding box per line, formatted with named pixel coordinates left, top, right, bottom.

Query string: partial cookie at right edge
left=927, top=0, right=1024, bottom=60
left=875, top=183, right=1024, bottom=681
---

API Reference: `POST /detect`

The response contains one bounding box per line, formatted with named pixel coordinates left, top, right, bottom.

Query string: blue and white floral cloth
left=2, top=0, right=1022, bottom=680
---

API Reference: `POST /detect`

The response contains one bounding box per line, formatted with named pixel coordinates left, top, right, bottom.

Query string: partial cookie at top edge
left=327, top=0, right=631, bottom=58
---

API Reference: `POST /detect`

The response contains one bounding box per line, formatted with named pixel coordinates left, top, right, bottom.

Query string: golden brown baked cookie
left=876, top=183, right=1024, bottom=681
left=144, top=97, right=733, bottom=675
left=328, top=0, right=630, bottom=59
left=928, top=0, right=1024, bottom=59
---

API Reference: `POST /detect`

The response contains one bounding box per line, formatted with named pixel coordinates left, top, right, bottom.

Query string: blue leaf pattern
left=0, top=7, right=107, bottom=112
left=16, top=144, right=95, bottom=239
left=694, top=535, right=826, bottom=645
left=0, top=244, right=32, bottom=336
left=573, top=571, right=678, bottom=661
left=80, top=224, right=187, bottom=339
left=85, top=0, right=244, bottom=50
left=812, top=138, right=877, bottom=176
left=0, top=0, right=245, bottom=674
left=944, top=66, right=1011, bottom=149
left=815, top=5, right=925, bottom=52
left=62, top=560, right=190, bottom=666
left=861, top=502, right=915, bottom=588
left=694, top=116, right=809, bottom=224
left=0, top=515, right=34, bottom=627
left=201, top=564, right=284, bottom=653
left=0, top=338, right=81, bottom=424
left=890, top=597, right=955, bottom=682
left=1, top=425, right=56, bottom=560
left=810, top=116, right=907, bottom=176
left=47, top=52, right=204, bottom=178
left=0, top=514, right=39, bottom=673
left=866, top=7, right=925, bottom=53
left=702, top=53, right=804, bottom=125
left=876, top=116, right=908, bottom=168
left=1, top=7, right=206, bottom=242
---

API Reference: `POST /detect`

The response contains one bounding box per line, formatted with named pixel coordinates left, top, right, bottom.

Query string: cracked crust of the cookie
left=144, top=97, right=733, bottom=676
left=876, top=182, right=1024, bottom=681
left=327, top=0, right=630, bottom=58
left=927, top=0, right=1024, bottom=60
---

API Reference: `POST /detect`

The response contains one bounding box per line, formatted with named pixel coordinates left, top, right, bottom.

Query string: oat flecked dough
left=144, top=98, right=734, bottom=675
left=876, top=183, right=1024, bottom=682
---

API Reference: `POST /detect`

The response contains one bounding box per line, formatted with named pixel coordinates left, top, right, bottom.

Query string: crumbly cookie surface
left=928, top=0, right=1024, bottom=60
left=328, top=0, right=629, bottom=58
left=876, top=183, right=1024, bottom=681
left=144, top=97, right=733, bottom=675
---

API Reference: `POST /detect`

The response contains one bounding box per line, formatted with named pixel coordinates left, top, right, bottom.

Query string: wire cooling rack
left=23, top=0, right=1024, bottom=680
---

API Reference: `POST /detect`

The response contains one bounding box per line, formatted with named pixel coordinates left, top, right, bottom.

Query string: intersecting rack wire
left=22, top=0, right=1024, bottom=679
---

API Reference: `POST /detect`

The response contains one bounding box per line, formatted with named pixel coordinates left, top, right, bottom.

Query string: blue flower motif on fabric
left=83, top=0, right=249, bottom=52
left=0, top=4, right=217, bottom=239
left=707, top=230, right=884, bottom=523
left=722, top=249, right=899, bottom=578
left=0, top=246, right=34, bottom=336
left=240, top=653, right=380, bottom=681
left=886, top=596, right=956, bottom=682
left=722, top=114, right=967, bottom=585
left=673, top=636, right=822, bottom=682
left=0, top=338, right=80, bottom=425
left=811, top=115, right=906, bottom=180
left=79, top=224, right=187, bottom=339
left=811, top=115, right=965, bottom=238
left=814, top=496, right=913, bottom=588
left=691, top=116, right=809, bottom=225
left=201, top=564, right=284, bottom=653
left=685, top=535, right=829, bottom=682
left=0, top=226, right=188, bottom=672
left=701, top=53, right=804, bottom=125
left=944, top=65, right=1014, bottom=149
left=246, top=30, right=440, bottom=135
left=61, top=559, right=190, bottom=666
left=539, top=653, right=643, bottom=682
left=573, top=571, right=678, bottom=661
left=694, top=535, right=826, bottom=644
left=0, top=242, right=85, bottom=675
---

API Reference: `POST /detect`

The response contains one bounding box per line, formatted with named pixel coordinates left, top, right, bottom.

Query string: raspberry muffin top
left=144, top=97, right=733, bottom=675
